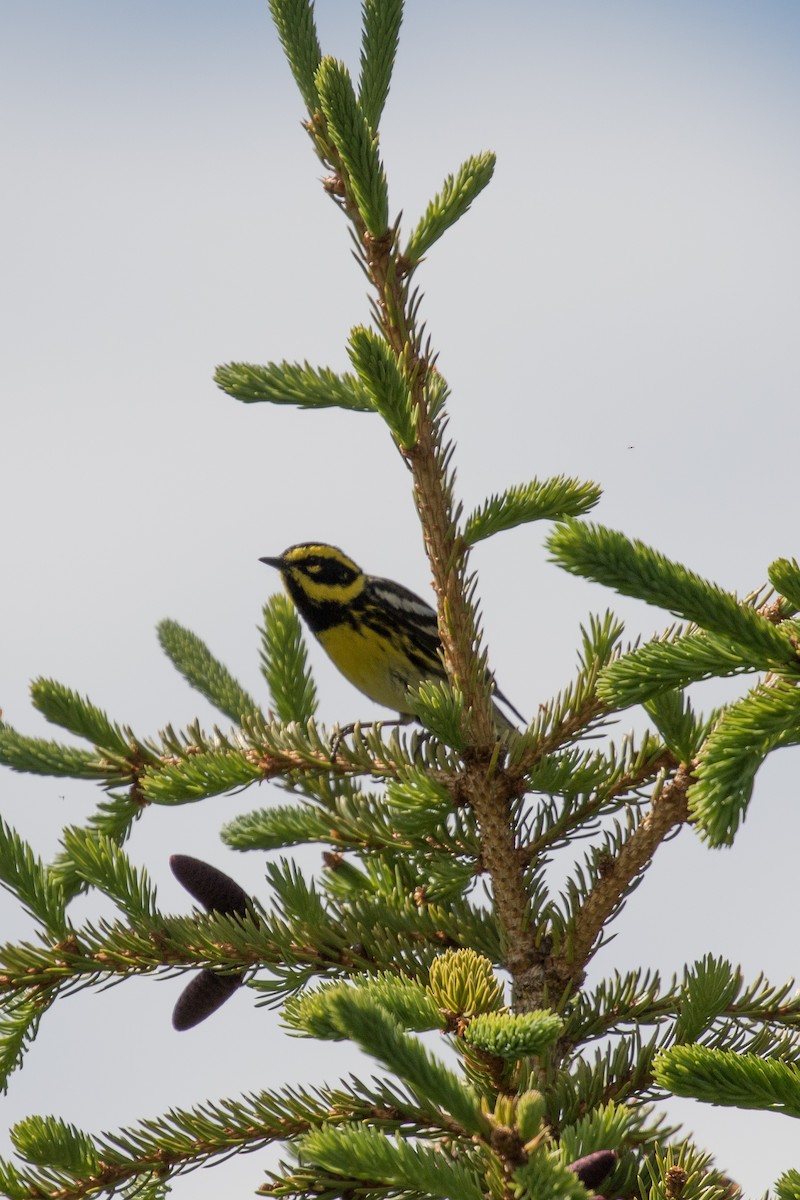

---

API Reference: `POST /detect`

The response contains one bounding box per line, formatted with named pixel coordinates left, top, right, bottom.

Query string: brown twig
left=305, top=150, right=545, bottom=1002
left=569, top=765, right=693, bottom=972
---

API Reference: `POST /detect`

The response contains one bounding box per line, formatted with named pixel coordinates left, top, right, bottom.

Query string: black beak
left=259, top=556, right=283, bottom=569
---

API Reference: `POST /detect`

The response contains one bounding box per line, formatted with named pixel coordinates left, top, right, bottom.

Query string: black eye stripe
left=296, top=557, right=357, bottom=586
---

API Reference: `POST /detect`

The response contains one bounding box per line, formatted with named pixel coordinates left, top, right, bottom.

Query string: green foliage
left=267, top=0, right=322, bottom=115
left=463, top=476, right=601, bottom=546
left=48, top=792, right=145, bottom=898
left=598, top=627, right=757, bottom=707
left=0, top=1162, right=28, bottom=1200
left=11, top=1116, right=100, bottom=1177
left=464, top=1010, right=563, bottom=1059
left=0, top=725, right=114, bottom=781
left=284, top=974, right=441, bottom=1039
left=512, top=1147, right=593, bottom=1200
left=315, top=58, right=390, bottom=235
left=548, top=520, right=799, bottom=665
left=407, top=678, right=466, bottom=747
left=358, top=0, right=403, bottom=131
left=258, top=595, right=318, bottom=724
left=347, top=324, right=416, bottom=446
left=141, top=746, right=263, bottom=804
left=653, top=1045, right=800, bottom=1117
left=222, top=776, right=440, bottom=856
left=301, top=1123, right=487, bottom=1200
left=29, top=680, right=138, bottom=758
left=769, top=556, right=800, bottom=612
left=3, top=1078, right=431, bottom=1197
left=158, top=620, right=263, bottom=724
left=0, top=818, right=66, bottom=933
left=672, top=955, right=741, bottom=1044
left=427, top=948, right=504, bottom=1017
left=638, top=1143, right=730, bottom=1200
left=0, top=1003, right=45, bottom=1097
left=775, top=1168, right=800, bottom=1200
left=514, top=1089, right=546, bottom=1142
left=557, top=1100, right=642, bottom=1176
left=404, top=152, right=497, bottom=264
left=214, top=360, right=374, bottom=412
left=643, top=690, right=703, bottom=762
left=547, top=1031, right=664, bottom=1129
left=222, top=801, right=332, bottom=851
left=321, top=988, right=487, bottom=1135
left=565, top=958, right=800, bottom=1066
left=425, top=370, right=451, bottom=420
left=60, top=828, right=157, bottom=920
left=384, top=765, right=456, bottom=832
left=690, top=679, right=800, bottom=845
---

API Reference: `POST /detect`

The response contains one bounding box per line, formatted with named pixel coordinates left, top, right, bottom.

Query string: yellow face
left=279, top=544, right=366, bottom=606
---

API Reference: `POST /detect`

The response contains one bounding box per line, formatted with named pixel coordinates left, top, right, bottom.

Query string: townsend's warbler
left=260, top=543, right=524, bottom=731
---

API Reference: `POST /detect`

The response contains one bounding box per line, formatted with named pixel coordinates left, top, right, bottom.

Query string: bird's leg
left=329, top=714, right=415, bottom=760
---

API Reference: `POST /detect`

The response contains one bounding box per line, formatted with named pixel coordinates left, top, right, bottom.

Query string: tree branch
left=569, top=765, right=692, bottom=971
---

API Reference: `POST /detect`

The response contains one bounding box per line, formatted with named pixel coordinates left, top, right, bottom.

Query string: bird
left=260, top=542, right=524, bottom=732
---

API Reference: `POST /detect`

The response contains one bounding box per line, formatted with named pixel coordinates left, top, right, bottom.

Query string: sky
left=2, top=1, right=800, bottom=1194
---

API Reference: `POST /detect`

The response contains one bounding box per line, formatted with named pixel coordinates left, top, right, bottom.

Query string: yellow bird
left=261, top=542, right=523, bottom=730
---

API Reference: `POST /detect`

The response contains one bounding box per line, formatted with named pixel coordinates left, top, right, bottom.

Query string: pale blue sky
left=2, top=2, right=799, bottom=1194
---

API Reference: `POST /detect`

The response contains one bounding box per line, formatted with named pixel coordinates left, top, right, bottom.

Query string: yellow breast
left=318, top=623, right=421, bottom=713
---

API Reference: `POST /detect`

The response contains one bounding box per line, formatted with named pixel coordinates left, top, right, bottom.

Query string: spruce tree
left=1, top=4, right=799, bottom=1199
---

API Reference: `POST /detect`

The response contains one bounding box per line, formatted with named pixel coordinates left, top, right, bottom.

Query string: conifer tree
left=1, top=4, right=799, bottom=1199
